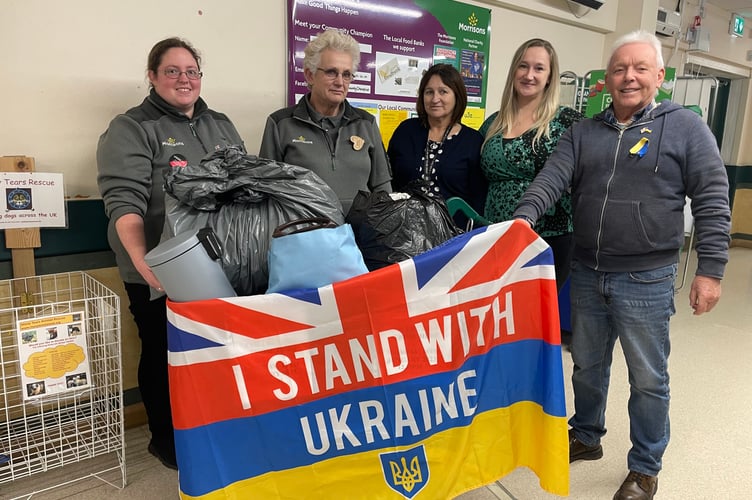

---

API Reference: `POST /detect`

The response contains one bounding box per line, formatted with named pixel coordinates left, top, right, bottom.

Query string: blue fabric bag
left=266, top=217, right=369, bottom=293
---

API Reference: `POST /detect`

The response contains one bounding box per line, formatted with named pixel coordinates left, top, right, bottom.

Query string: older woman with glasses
left=96, top=37, right=244, bottom=471
left=259, top=29, right=392, bottom=213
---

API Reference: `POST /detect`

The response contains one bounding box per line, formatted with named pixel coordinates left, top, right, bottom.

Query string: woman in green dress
left=480, top=38, right=582, bottom=292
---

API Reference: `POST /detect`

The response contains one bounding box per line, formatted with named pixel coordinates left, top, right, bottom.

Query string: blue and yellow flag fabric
left=167, top=220, right=569, bottom=499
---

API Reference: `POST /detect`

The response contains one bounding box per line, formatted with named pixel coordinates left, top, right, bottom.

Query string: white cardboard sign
left=0, top=172, right=66, bottom=228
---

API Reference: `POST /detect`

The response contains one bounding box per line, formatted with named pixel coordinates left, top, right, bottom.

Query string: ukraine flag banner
left=167, top=220, right=569, bottom=499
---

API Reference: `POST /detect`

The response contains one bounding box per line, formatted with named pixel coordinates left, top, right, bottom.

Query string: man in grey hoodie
left=513, top=31, right=730, bottom=500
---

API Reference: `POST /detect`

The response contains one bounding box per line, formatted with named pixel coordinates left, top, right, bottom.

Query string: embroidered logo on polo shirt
left=292, top=135, right=313, bottom=145
left=162, top=137, right=185, bottom=147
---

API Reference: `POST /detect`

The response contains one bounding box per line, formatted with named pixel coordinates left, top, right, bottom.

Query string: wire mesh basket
left=0, top=272, right=125, bottom=497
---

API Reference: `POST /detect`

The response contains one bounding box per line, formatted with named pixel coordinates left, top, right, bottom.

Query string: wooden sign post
left=1, top=156, right=41, bottom=277
left=1, top=156, right=42, bottom=309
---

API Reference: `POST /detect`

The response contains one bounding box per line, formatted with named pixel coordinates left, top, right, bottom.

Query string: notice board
left=287, top=0, right=492, bottom=141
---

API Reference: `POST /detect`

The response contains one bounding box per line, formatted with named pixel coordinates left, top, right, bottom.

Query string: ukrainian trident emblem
left=379, top=445, right=429, bottom=498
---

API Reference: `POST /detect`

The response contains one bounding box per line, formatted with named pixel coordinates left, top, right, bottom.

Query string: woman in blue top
left=480, top=38, right=582, bottom=291
left=388, top=64, right=487, bottom=227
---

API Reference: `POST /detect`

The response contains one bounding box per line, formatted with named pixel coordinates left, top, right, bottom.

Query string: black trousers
left=124, top=283, right=174, bottom=447
left=543, top=232, right=573, bottom=292
left=544, top=233, right=574, bottom=345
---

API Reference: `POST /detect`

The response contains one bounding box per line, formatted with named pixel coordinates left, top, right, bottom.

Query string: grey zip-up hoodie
left=97, top=89, right=244, bottom=284
left=514, top=100, right=730, bottom=279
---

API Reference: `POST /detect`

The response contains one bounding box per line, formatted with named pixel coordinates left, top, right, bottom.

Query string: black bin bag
left=345, top=187, right=462, bottom=271
left=163, top=146, right=344, bottom=295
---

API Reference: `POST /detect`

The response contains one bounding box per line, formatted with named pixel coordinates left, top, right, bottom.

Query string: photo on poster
left=460, top=49, right=484, bottom=102
left=46, top=326, right=59, bottom=340
left=374, top=52, right=431, bottom=98
left=433, top=45, right=459, bottom=68
left=27, top=381, right=46, bottom=397
left=21, top=329, right=37, bottom=343
left=66, top=372, right=88, bottom=388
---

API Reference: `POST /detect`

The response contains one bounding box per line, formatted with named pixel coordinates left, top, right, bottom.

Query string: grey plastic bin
left=144, top=227, right=237, bottom=302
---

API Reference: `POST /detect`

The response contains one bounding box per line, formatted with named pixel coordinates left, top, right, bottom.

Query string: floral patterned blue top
left=479, top=106, right=582, bottom=237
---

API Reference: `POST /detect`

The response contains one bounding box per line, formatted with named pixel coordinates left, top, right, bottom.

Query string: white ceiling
left=707, top=0, right=752, bottom=18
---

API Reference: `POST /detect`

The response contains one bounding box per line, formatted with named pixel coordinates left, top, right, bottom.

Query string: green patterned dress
left=480, top=106, right=582, bottom=237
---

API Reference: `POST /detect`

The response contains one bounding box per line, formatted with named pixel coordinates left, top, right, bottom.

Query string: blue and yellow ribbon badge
left=629, top=137, right=650, bottom=158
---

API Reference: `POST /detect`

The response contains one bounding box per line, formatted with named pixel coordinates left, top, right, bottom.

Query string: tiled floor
left=2, top=247, right=750, bottom=499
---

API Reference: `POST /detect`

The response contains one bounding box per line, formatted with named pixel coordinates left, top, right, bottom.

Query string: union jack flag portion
left=167, top=220, right=569, bottom=499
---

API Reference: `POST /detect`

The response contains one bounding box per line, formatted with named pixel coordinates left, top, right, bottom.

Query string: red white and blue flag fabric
left=167, top=220, right=569, bottom=499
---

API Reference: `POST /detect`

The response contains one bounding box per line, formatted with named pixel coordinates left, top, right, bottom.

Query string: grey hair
left=303, top=29, right=361, bottom=73
left=609, top=30, right=664, bottom=69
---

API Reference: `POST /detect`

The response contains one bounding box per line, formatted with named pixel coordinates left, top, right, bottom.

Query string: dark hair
left=147, top=37, right=201, bottom=74
left=416, top=64, right=468, bottom=127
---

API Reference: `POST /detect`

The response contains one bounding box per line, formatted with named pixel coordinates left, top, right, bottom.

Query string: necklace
left=419, top=124, right=453, bottom=197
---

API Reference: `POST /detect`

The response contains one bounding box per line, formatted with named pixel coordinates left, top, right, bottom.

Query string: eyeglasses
left=316, top=67, right=354, bottom=82
left=162, top=68, right=203, bottom=80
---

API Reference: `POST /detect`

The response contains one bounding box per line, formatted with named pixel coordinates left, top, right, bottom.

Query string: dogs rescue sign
left=0, top=172, right=66, bottom=229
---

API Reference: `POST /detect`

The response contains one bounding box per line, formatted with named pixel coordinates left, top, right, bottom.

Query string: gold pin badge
left=640, top=127, right=652, bottom=134
left=350, top=135, right=364, bottom=151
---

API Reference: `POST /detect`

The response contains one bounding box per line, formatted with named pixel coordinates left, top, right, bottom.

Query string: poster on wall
left=287, top=0, right=491, bottom=142
left=17, top=312, right=91, bottom=401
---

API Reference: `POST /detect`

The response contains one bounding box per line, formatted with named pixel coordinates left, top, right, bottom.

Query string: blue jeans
left=568, top=261, right=676, bottom=476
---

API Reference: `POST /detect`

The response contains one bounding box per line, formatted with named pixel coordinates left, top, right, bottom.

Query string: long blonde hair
left=483, top=38, right=561, bottom=150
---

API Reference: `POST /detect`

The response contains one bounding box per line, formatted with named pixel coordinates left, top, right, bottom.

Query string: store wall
left=3, top=0, right=751, bottom=196
left=657, top=0, right=752, bottom=164
left=654, top=0, right=752, bottom=244
left=0, top=0, right=618, bottom=198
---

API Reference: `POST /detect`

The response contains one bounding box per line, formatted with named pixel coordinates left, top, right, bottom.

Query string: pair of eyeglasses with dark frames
left=162, top=68, right=203, bottom=80
left=316, top=67, right=354, bottom=82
